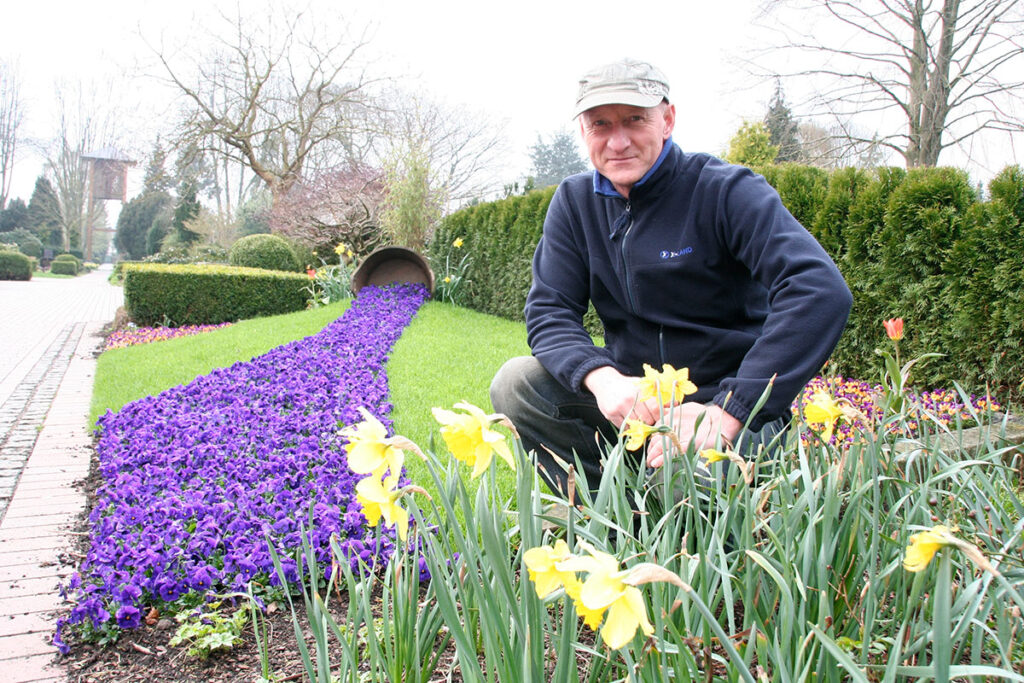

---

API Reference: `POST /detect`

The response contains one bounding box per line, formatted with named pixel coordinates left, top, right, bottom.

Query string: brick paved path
left=0, top=268, right=122, bottom=682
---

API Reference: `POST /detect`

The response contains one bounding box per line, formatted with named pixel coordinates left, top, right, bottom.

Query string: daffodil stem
left=933, top=550, right=952, bottom=683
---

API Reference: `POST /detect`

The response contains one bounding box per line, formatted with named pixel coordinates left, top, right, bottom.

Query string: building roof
left=82, top=147, right=136, bottom=163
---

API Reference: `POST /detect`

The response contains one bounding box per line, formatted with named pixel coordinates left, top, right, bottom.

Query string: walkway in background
left=0, top=267, right=122, bottom=682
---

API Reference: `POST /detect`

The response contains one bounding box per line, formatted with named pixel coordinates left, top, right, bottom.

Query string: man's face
left=579, top=102, right=675, bottom=198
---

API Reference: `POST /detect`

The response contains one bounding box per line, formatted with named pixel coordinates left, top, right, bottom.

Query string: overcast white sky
left=2, top=0, right=1020, bottom=206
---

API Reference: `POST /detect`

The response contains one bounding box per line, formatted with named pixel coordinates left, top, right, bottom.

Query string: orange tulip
left=883, top=318, right=904, bottom=341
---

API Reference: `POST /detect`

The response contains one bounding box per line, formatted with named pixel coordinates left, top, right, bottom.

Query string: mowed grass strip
left=90, top=298, right=530, bottom=492
left=90, top=301, right=351, bottom=426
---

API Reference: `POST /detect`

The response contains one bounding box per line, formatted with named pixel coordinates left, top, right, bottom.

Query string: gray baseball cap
left=574, top=58, right=670, bottom=118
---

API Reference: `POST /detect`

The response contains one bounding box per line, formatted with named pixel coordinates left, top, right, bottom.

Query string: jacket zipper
left=618, top=201, right=639, bottom=315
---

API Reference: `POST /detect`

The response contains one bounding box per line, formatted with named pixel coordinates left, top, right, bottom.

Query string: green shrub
left=229, top=234, right=301, bottom=272
left=123, top=263, right=309, bottom=326
left=50, top=258, right=79, bottom=276
left=4, top=228, right=44, bottom=258
left=188, top=243, right=230, bottom=264
left=0, top=251, right=32, bottom=280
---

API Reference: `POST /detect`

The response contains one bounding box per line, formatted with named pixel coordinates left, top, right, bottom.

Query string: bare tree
left=368, top=90, right=508, bottom=207
left=45, top=82, right=120, bottom=255
left=797, top=120, right=890, bottom=168
left=152, top=7, right=378, bottom=206
left=754, top=0, right=1024, bottom=167
left=0, top=62, right=24, bottom=211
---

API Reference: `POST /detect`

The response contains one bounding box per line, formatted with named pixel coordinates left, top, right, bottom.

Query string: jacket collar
left=592, top=136, right=677, bottom=199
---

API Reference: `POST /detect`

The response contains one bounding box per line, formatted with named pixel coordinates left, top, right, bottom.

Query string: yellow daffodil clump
left=432, top=401, right=515, bottom=479
left=524, top=539, right=684, bottom=650
left=638, top=363, right=698, bottom=407
left=341, top=408, right=425, bottom=542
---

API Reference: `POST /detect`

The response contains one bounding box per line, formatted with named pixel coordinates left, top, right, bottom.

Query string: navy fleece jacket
left=524, top=141, right=853, bottom=430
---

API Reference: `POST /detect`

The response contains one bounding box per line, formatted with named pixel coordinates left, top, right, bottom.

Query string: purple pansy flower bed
left=56, top=283, right=429, bottom=651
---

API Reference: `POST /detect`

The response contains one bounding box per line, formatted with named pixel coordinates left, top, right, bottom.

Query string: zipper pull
left=610, top=201, right=632, bottom=239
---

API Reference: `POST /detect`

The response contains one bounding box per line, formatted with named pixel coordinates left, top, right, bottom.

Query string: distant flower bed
left=103, top=323, right=233, bottom=351
left=57, top=283, right=429, bottom=650
left=793, top=375, right=1001, bottom=447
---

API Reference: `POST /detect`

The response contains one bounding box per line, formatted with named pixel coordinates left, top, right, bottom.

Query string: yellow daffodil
left=638, top=363, right=698, bottom=406
left=444, top=275, right=451, bottom=283
left=334, top=243, right=346, bottom=255
left=340, top=408, right=408, bottom=478
left=804, top=391, right=845, bottom=442
left=355, top=473, right=409, bottom=541
left=558, top=541, right=654, bottom=650
left=523, top=540, right=581, bottom=599
left=622, top=419, right=657, bottom=451
left=452, top=237, right=464, bottom=248
left=699, top=448, right=730, bottom=464
left=431, top=401, right=515, bottom=478
left=902, top=524, right=999, bottom=575
left=903, top=524, right=958, bottom=572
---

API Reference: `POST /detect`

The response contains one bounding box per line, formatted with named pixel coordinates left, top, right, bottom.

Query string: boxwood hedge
left=123, top=263, right=309, bottom=326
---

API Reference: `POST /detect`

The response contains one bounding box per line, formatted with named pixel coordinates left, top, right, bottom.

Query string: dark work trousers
left=489, top=356, right=788, bottom=499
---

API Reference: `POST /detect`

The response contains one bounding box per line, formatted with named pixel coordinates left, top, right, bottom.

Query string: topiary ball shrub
left=0, top=251, right=33, bottom=280
left=228, top=234, right=301, bottom=272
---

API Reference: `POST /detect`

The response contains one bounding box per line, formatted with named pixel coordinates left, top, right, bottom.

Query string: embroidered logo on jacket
left=660, top=247, right=693, bottom=259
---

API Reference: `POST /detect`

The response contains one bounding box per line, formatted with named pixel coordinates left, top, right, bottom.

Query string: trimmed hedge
left=229, top=233, right=301, bottom=272
left=50, top=258, right=79, bottom=276
left=431, top=164, right=1024, bottom=403
left=0, top=251, right=32, bottom=280
left=123, top=263, right=310, bottom=326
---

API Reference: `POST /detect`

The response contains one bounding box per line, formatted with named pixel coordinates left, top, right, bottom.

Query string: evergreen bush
left=3, top=228, right=44, bottom=258
left=123, top=263, right=309, bottom=326
left=51, top=254, right=80, bottom=275
left=229, top=234, right=301, bottom=272
left=0, top=250, right=32, bottom=280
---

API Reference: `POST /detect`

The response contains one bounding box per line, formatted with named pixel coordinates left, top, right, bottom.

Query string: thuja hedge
left=430, top=164, right=1024, bottom=402
left=123, top=263, right=309, bottom=326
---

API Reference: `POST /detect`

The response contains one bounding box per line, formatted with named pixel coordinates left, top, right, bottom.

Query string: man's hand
left=583, top=366, right=661, bottom=427
left=646, top=403, right=742, bottom=468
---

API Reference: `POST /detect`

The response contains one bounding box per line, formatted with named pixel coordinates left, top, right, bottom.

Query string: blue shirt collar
left=593, top=136, right=675, bottom=198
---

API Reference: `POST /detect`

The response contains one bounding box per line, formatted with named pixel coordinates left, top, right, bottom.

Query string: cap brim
left=574, top=91, right=665, bottom=119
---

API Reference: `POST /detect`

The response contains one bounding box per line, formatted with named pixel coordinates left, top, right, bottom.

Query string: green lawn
left=90, top=302, right=351, bottom=425
left=90, top=299, right=530, bottom=491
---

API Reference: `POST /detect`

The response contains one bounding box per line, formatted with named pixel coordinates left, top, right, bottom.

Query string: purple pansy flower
left=57, top=284, right=430, bottom=645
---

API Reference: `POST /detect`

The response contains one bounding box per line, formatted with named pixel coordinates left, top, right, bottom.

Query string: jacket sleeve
left=709, top=167, right=853, bottom=429
left=524, top=185, right=617, bottom=393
